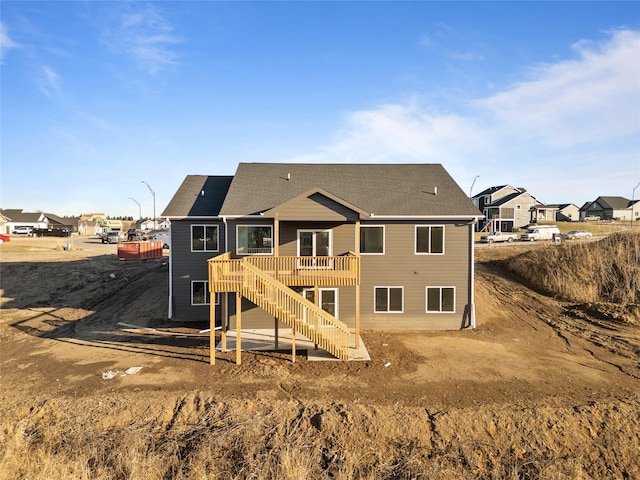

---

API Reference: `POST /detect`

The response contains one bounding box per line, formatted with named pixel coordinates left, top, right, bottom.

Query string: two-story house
left=162, top=163, right=483, bottom=361
left=471, top=185, right=541, bottom=232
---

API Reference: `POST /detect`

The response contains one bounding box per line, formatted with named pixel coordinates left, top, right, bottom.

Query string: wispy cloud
left=474, top=28, right=640, bottom=148
left=288, top=29, right=640, bottom=202
left=418, top=22, right=483, bottom=62
left=103, top=3, right=182, bottom=75
left=38, top=65, right=62, bottom=98
left=0, top=22, right=19, bottom=62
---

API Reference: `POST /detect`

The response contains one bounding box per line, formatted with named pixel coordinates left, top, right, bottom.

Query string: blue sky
left=2, top=1, right=639, bottom=218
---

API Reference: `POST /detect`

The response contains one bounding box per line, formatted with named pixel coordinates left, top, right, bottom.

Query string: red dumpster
left=117, top=241, right=163, bottom=260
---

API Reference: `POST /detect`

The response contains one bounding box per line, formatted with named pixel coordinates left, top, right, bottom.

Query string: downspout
left=168, top=228, right=173, bottom=319
left=223, top=216, right=229, bottom=333
left=469, top=219, right=477, bottom=328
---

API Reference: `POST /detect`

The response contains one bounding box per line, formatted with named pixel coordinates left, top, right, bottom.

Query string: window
left=374, top=287, right=403, bottom=313
left=426, top=287, right=455, bottom=313
left=191, top=281, right=218, bottom=305
left=192, top=281, right=207, bottom=305
left=416, top=225, right=444, bottom=254
left=237, top=225, right=273, bottom=255
left=303, top=288, right=338, bottom=318
left=360, top=226, right=384, bottom=254
left=298, top=230, right=331, bottom=256
left=191, top=225, right=219, bottom=252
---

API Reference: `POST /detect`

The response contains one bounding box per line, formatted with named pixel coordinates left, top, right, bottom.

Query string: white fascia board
left=163, top=215, right=222, bottom=220
left=367, top=214, right=484, bottom=221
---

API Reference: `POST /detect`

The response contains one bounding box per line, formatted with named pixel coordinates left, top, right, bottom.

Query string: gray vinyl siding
left=169, top=219, right=225, bottom=323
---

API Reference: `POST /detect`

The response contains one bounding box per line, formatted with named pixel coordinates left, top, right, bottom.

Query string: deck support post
left=291, top=322, right=296, bottom=363
left=355, top=283, right=360, bottom=349
left=314, top=285, right=319, bottom=349
left=355, top=220, right=361, bottom=349
left=221, top=293, right=227, bottom=352
left=209, top=294, right=216, bottom=365
left=236, top=294, right=242, bottom=365
left=274, top=316, right=279, bottom=349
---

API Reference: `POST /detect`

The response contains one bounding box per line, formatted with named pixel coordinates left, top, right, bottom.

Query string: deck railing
left=207, top=252, right=355, bottom=360
left=209, top=253, right=360, bottom=290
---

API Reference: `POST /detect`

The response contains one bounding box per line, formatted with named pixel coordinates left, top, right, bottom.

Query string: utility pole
left=128, top=197, right=141, bottom=222
left=632, top=182, right=640, bottom=228
left=470, top=175, right=480, bottom=198
left=141, top=181, right=156, bottom=231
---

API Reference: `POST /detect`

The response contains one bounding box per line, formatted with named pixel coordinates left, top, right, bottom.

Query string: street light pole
left=141, top=181, right=156, bottom=231
left=632, top=182, right=640, bottom=228
left=128, top=197, right=141, bottom=223
left=470, top=175, right=480, bottom=198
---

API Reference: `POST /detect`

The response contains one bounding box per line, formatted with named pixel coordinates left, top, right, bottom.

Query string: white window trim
left=296, top=229, right=333, bottom=257
left=415, top=225, right=445, bottom=255
left=303, top=287, right=339, bottom=320
left=191, top=224, right=220, bottom=253
left=191, top=280, right=220, bottom=306
left=236, top=224, right=274, bottom=256
left=360, top=225, right=385, bottom=255
left=374, top=286, right=404, bottom=314
left=425, top=286, right=456, bottom=313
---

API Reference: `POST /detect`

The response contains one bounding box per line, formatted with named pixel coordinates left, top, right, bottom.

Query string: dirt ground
left=1, top=236, right=638, bottom=412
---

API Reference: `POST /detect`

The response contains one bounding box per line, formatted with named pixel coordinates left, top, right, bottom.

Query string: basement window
left=374, top=286, right=403, bottom=313
left=426, top=286, right=455, bottom=313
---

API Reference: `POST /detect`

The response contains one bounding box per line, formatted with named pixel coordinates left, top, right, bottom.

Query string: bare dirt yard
left=1, top=236, right=639, bottom=479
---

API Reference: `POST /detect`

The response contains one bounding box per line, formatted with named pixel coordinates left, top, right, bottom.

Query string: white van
left=520, top=225, right=561, bottom=242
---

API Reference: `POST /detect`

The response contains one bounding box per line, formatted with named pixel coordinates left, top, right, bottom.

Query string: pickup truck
left=480, top=231, right=518, bottom=244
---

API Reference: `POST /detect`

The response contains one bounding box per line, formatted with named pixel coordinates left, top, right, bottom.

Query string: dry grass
left=501, top=231, right=640, bottom=306
left=1, top=395, right=639, bottom=480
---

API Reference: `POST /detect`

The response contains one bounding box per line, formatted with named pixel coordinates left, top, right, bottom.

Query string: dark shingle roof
left=596, top=196, right=632, bottom=209
left=219, top=163, right=481, bottom=218
left=162, top=176, right=234, bottom=217
left=472, top=185, right=509, bottom=198
left=0, top=209, right=43, bottom=223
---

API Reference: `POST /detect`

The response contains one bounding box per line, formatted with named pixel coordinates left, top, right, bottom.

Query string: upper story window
left=415, top=225, right=444, bottom=254
left=360, top=225, right=384, bottom=254
left=237, top=225, right=273, bottom=255
left=192, top=225, right=219, bottom=252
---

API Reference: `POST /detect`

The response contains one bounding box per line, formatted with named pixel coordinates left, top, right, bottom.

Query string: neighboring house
left=580, top=196, right=638, bottom=221
left=529, top=204, right=559, bottom=224
left=140, top=218, right=171, bottom=230
left=1, top=209, right=78, bottom=235
left=79, top=213, right=106, bottom=236
left=42, top=213, right=77, bottom=232
left=546, top=203, right=580, bottom=222
left=0, top=209, right=48, bottom=234
left=471, top=186, right=540, bottom=232
left=162, top=163, right=483, bottom=360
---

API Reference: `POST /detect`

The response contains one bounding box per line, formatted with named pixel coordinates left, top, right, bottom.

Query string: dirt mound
left=1, top=237, right=639, bottom=479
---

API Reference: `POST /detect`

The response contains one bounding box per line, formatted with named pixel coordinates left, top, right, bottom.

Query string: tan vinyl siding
left=274, top=193, right=360, bottom=221
left=356, top=220, right=470, bottom=330
left=223, top=219, right=472, bottom=331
